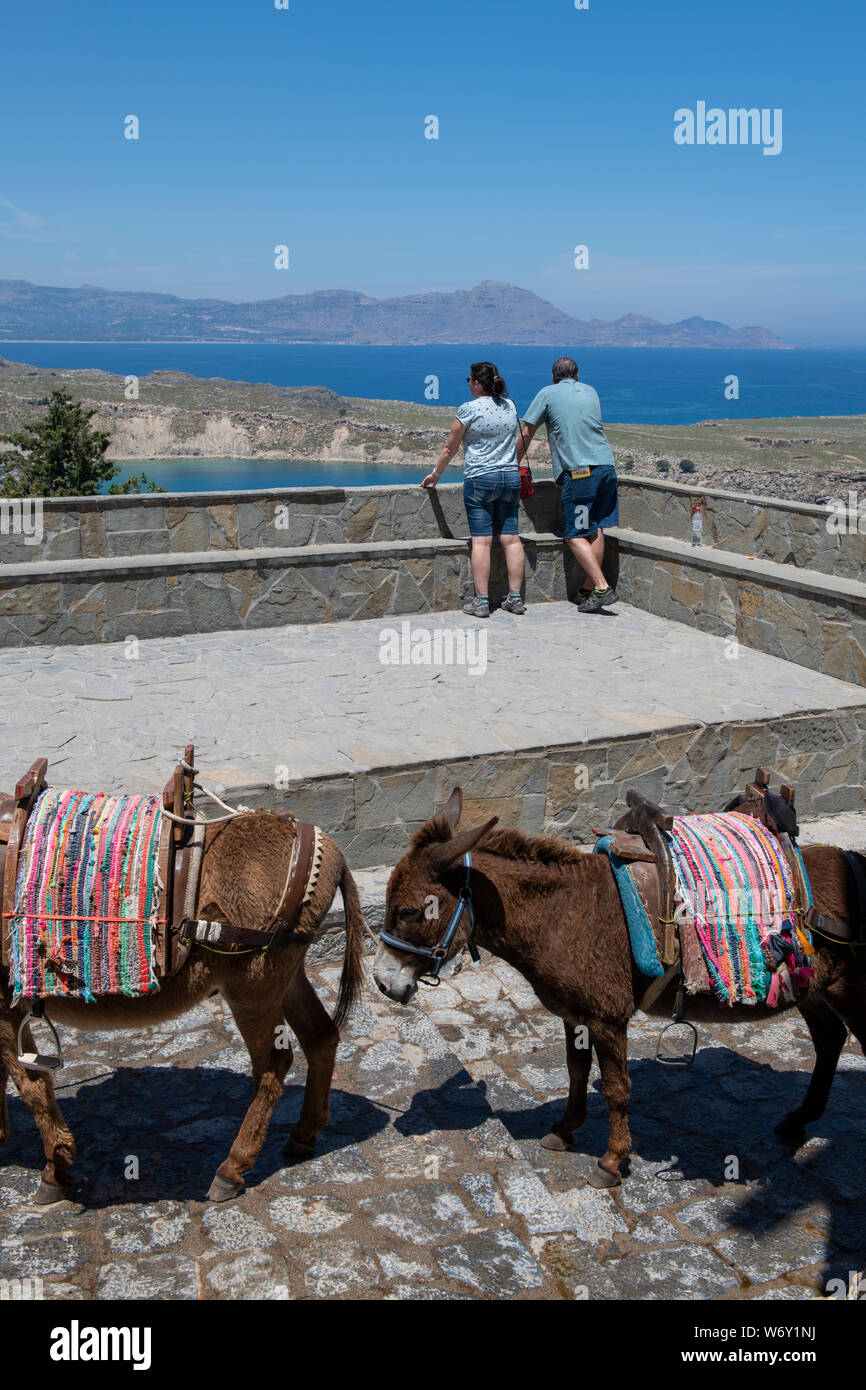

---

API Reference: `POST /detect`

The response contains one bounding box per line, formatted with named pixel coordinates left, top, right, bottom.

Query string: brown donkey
left=374, top=788, right=866, bottom=1188
left=0, top=812, right=365, bottom=1204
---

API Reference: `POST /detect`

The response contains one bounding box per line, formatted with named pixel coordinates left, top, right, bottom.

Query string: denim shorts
left=560, top=464, right=619, bottom=539
left=463, top=468, right=521, bottom=537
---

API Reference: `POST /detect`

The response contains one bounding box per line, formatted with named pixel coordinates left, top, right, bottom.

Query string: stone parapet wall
left=611, top=530, right=866, bottom=686
left=1, top=483, right=863, bottom=676
left=1, top=477, right=856, bottom=574
left=617, top=476, right=863, bottom=579
left=0, top=535, right=585, bottom=647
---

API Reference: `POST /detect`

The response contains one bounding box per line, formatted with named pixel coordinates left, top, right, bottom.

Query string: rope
left=161, top=780, right=254, bottom=827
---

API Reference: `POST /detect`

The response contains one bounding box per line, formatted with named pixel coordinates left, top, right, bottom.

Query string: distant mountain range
left=0, top=278, right=788, bottom=349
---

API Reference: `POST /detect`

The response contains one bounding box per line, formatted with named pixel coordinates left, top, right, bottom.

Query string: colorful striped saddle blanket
left=668, top=812, right=813, bottom=1006
left=9, top=789, right=164, bottom=1005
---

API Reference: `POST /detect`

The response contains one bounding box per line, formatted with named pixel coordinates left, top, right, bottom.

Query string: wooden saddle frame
left=0, top=744, right=321, bottom=985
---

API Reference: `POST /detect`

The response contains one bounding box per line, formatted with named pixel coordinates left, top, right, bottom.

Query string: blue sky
left=1, top=0, right=864, bottom=343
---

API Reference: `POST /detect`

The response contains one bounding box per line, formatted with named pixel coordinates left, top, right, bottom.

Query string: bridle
left=379, top=852, right=480, bottom=986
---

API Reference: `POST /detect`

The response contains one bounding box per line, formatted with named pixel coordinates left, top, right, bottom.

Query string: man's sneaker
left=501, top=594, right=526, bottom=615
left=463, top=596, right=490, bottom=618
left=577, top=586, right=617, bottom=613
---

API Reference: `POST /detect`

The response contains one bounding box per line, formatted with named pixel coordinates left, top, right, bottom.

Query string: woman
left=421, top=361, right=527, bottom=618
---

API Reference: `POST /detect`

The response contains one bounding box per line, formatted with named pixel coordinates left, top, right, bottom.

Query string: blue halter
left=379, top=852, right=480, bottom=985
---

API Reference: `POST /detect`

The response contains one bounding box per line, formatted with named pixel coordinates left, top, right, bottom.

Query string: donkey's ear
left=442, top=787, right=462, bottom=831
left=430, top=817, right=498, bottom=872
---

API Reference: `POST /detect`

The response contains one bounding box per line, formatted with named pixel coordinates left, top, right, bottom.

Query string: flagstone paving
left=3, top=848, right=864, bottom=1300
left=1, top=601, right=863, bottom=793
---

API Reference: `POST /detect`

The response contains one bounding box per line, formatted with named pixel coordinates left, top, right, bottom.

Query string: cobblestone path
left=3, top=936, right=863, bottom=1301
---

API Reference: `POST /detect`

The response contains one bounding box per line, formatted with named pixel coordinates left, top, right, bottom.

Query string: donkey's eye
left=397, top=906, right=423, bottom=922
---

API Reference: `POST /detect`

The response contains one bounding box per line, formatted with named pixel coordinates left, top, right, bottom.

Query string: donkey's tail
left=333, top=856, right=366, bottom=1029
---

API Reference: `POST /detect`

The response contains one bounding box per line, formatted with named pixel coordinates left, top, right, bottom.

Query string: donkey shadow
left=2, top=1065, right=389, bottom=1208
left=396, top=1044, right=866, bottom=1286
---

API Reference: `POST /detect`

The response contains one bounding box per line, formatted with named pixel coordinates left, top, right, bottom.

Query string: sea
left=3, top=343, right=863, bottom=492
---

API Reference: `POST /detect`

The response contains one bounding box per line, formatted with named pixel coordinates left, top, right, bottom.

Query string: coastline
left=1, top=355, right=864, bottom=504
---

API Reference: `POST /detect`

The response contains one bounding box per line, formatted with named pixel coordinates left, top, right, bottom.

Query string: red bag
left=519, top=463, right=534, bottom=499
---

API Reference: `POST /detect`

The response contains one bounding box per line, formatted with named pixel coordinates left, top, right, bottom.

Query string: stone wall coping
left=611, top=527, right=866, bottom=604
left=4, top=525, right=863, bottom=605
left=616, top=473, right=831, bottom=520
left=0, top=534, right=501, bottom=584
left=3, top=482, right=471, bottom=513
left=2, top=474, right=833, bottom=520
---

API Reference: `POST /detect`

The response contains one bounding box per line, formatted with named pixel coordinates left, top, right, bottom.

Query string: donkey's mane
left=412, top=815, right=587, bottom=867
left=480, top=826, right=587, bottom=865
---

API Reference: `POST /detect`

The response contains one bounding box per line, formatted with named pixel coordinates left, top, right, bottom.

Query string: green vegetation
left=0, top=359, right=863, bottom=506
left=0, top=389, right=165, bottom=497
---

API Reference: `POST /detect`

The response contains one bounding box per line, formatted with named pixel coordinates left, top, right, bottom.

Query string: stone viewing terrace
left=2, top=603, right=864, bottom=868
left=0, top=473, right=864, bottom=859
left=1, top=473, right=865, bottom=1301
left=1, top=474, right=864, bottom=684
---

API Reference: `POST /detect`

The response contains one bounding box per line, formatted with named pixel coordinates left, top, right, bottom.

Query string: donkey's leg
left=587, top=1019, right=632, bottom=1189
left=542, top=1020, right=593, bottom=1152
left=776, top=995, right=848, bottom=1146
left=208, top=994, right=294, bottom=1202
left=282, top=968, right=340, bottom=1157
left=0, top=1015, right=75, bottom=1202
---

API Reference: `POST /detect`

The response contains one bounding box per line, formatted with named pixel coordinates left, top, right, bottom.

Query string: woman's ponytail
left=470, top=361, right=509, bottom=404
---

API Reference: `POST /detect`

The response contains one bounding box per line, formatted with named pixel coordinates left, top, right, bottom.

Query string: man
left=519, top=358, right=618, bottom=613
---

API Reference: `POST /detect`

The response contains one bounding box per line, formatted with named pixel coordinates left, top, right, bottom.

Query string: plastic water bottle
left=691, top=505, right=703, bottom=547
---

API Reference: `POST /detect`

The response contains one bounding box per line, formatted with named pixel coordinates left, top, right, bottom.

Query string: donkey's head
left=374, top=787, right=497, bottom=1005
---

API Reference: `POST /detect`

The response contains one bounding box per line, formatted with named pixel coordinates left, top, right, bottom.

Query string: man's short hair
left=552, top=357, right=579, bottom=382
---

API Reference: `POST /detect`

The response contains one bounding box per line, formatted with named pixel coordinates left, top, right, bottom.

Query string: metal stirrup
left=17, top=1000, right=64, bottom=1074
left=655, top=977, right=698, bottom=1067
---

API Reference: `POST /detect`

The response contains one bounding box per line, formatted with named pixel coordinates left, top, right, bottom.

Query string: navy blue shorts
left=560, top=464, right=619, bottom=539
left=463, top=469, right=521, bottom=537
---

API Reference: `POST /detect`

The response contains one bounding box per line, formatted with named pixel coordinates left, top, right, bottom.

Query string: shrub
left=1, top=389, right=165, bottom=496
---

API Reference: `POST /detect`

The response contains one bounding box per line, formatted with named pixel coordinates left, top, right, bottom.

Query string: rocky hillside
left=2, top=357, right=863, bottom=502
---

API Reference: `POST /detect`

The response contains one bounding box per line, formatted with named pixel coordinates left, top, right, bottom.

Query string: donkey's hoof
left=541, top=1131, right=572, bottom=1152
left=207, top=1174, right=244, bottom=1203
left=34, top=1177, right=71, bottom=1206
left=588, top=1162, right=622, bottom=1190
left=284, top=1134, right=316, bottom=1159
left=775, top=1114, right=806, bottom=1147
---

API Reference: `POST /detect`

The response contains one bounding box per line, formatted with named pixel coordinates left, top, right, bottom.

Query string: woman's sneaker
left=501, top=593, right=526, bottom=615
left=463, top=595, right=490, bottom=618
left=577, top=585, right=617, bottom=613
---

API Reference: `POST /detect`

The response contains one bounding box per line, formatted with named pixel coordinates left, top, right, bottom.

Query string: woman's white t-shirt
left=456, top=396, right=520, bottom=478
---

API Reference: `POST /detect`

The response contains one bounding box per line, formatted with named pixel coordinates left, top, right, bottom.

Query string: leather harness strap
left=187, top=818, right=321, bottom=954
left=189, top=918, right=311, bottom=950
left=269, top=819, right=318, bottom=929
